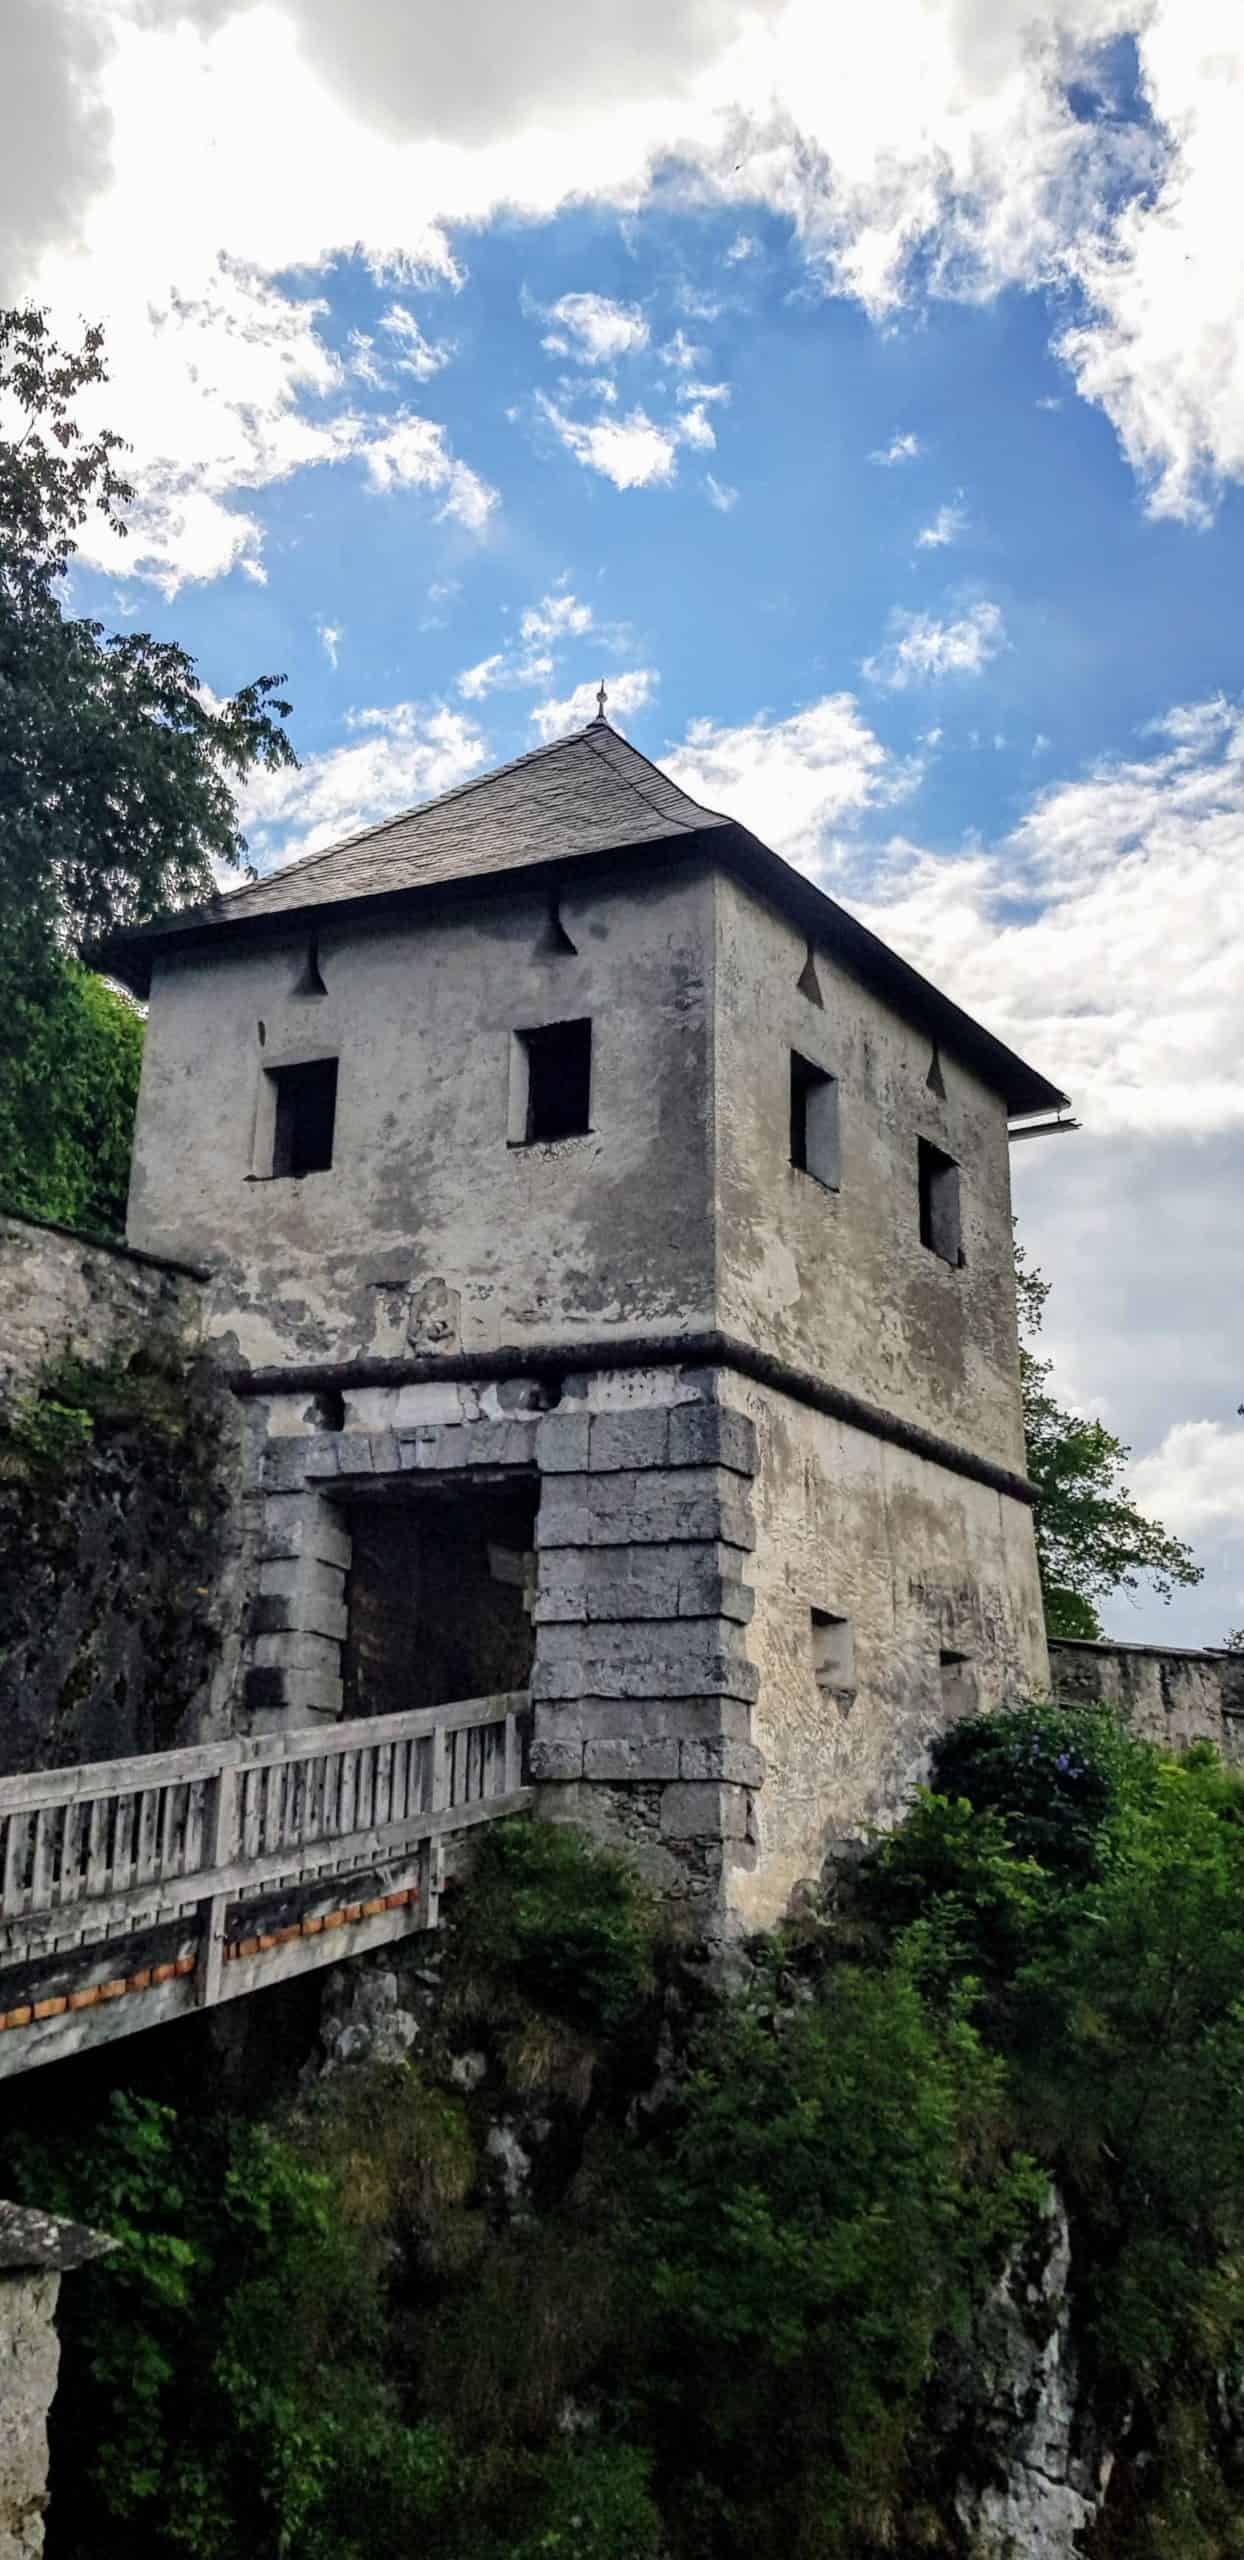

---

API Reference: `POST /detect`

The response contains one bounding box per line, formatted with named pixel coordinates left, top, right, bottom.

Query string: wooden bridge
left=0, top=1695, right=531, bottom=2079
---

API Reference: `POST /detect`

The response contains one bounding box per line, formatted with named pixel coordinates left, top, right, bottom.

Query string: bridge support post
left=197, top=1763, right=238, bottom=2008
left=426, top=1724, right=448, bottom=1931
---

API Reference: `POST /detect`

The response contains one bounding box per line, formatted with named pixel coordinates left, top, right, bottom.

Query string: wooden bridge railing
left=0, top=1694, right=531, bottom=2078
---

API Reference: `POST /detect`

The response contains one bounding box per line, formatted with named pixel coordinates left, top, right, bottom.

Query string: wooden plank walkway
left=0, top=1695, right=531, bottom=2079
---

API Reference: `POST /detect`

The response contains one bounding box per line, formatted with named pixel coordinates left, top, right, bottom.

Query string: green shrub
left=13, top=1721, right=1244, bottom=2560
left=448, top=1818, right=656, bottom=2038
left=1, top=2077, right=469, bottom=2560
left=499, top=2443, right=663, bottom=2560
left=930, top=1696, right=1150, bottom=1878
left=629, top=1955, right=1041, bottom=2558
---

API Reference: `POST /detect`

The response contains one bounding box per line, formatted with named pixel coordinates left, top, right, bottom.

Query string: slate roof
left=218, top=720, right=726, bottom=923
left=101, top=715, right=1068, bottom=1115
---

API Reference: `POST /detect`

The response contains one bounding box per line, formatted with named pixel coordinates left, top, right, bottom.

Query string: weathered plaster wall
left=712, top=872, right=1029, bottom=1479
left=0, top=1217, right=253, bottom=1774
left=127, top=865, right=716, bottom=1371
left=729, top=1373, right=1049, bottom=1930
left=1050, top=1637, right=1244, bottom=1759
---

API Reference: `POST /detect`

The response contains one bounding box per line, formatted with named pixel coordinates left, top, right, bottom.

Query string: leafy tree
left=1016, top=1241, right=1202, bottom=1639
left=0, top=305, right=294, bottom=1227
left=0, top=958, right=142, bottom=1233
left=629, top=1960, right=1036, bottom=2559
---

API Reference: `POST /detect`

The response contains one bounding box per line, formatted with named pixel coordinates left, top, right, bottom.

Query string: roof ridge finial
left=594, top=677, right=608, bottom=723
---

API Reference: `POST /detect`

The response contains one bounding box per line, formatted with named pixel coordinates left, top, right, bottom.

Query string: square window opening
left=811, top=1607, right=855, bottom=1691
left=269, top=1057, right=338, bottom=1178
left=939, top=1649, right=976, bottom=1718
left=790, top=1052, right=840, bottom=1189
left=513, top=1018, right=592, bottom=1144
left=918, top=1137, right=961, bottom=1264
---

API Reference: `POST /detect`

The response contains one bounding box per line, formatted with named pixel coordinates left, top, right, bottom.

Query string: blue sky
left=88, top=212, right=1244, bottom=841
left=7, top=0, right=1244, bottom=1645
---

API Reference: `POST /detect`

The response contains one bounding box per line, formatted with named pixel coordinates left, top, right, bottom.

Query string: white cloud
left=542, top=291, right=649, bottom=361
left=17, top=0, right=1244, bottom=585
left=521, top=590, right=595, bottom=644
left=457, top=653, right=509, bottom=699
left=679, top=376, right=731, bottom=405
left=705, top=472, right=738, bottom=510
left=1130, top=1422, right=1244, bottom=1545
left=666, top=692, right=918, bottom=860
left=537, top=396, right=680, bottom=488
left=659, top=327, right=705, bottom=370
left=14, top=0, right=1244, bottom=575
left=235, top=701, right=487, bottom=866
left=317, top=619, right=341, bottom=667
left=378, top=301, right=455, bottom=379
left=846, top=695, right=1244, bottom=1137
left=530, top=667, right=658, bottom=740
left=362, top=413, right=497, bottom=529
left=1055, top=7, right=1244, bottom=526
left=916, top=498, right=968, bottom=549
left=863, top=600, right=1006, bottom=688
left=1012, top=1129, right=1244, bottom=1647
left=457, top=588, right=598, bottom=697
left=869, top=431, right=923, bottom=466
left=725, top=231, right=759, bottom=262
left=347, top=329, right=387, bottom=387
left=537, top=388, right=725, bottom=487
left=678, top=401, right=717, bottom=450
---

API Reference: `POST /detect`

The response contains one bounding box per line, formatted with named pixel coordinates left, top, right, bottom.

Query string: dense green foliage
left=1016, top=1241, right=1202, bottom=1637
left=0, top=958, right=143, bottom=1234
left=0, top=304, right=293, bottom=1229
left=9, top=1732, right=1244, bottom=2560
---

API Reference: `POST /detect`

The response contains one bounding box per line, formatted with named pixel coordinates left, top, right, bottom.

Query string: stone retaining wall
left=0, top=1213, right=203, bottom=1416
left=0, top=2206, right=113, bottom=2560
left=1050, top=1637, right=1244, bottom=1759
left=0, top=1214, right=248, bottom=1772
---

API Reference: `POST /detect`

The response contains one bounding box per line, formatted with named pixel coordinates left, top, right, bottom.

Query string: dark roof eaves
left=716, top=821, right=1069, bottom=1117
left=95, top=828, right=728, bottom=995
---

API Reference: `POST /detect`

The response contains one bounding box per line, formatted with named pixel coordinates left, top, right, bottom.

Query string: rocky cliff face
left=953, top=2193, right=1113, bottom=2558
left=316, top=1942, right=1121, bottom=2557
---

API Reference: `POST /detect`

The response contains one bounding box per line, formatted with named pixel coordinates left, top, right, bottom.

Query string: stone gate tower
left=105, top=711, right=1069, bottom=1930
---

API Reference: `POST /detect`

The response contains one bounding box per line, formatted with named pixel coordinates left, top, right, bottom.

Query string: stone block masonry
left=529, top=1370, right=764, bottom=1919
left=239, top=1364, right=766, bottom=1923
left=1050, top=1638, right=1244, bottom=1761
